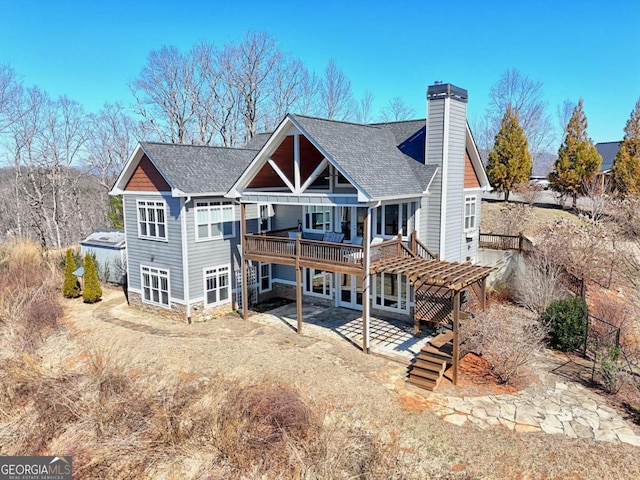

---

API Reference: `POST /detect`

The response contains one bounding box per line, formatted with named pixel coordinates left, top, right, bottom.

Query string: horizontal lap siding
left=425, top=98, right=444, bottom=255
left=444, top=99, right=467, bottom=262
left=124, top=194, right=184, bottom=300
left=185, top=199, right=258, bottom=300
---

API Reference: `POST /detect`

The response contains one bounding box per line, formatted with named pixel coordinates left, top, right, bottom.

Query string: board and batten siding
left=124, top=194, right=185, bottom=301
left=185, top=199, right=259, bottom=301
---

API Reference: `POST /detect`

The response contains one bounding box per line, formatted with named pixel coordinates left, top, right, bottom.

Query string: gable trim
left=110, top=143, right=174, bottom=196
left=466, top=124, right=490, bottom=190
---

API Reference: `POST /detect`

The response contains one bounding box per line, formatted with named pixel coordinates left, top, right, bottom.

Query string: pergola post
left=362, top=208, right=371, bottom=353
left=295, top=233, right=303, bottom=334
left=480, top=277, right=487, bottom=311
left=452, top=290, right=461, bottom=385
left=240, top=203, right=249, bottom=319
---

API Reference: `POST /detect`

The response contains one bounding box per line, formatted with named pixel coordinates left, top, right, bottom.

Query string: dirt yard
left=59, top=287, right=640, bottom=479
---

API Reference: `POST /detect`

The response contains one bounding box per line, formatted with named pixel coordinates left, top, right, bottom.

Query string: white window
left=141, top=266, right=170, bottom=307
left=465, top=196, right=477, bottom=230
left=259, top=263, right=272, bottom=293
left=304, top=268, right=332, bottom=298
left=375, top=202, right=410, bottom=237
left=374, top=272, right=409, bottom=312
left=303, top=205, right=332, bottom=232
left=137, top=200, right=167, bottom=240
left=204, top=265, right=231, bottom=306
left=258, top=203, right=272, bottom=233
left=196, top=201, right=234, bottom=241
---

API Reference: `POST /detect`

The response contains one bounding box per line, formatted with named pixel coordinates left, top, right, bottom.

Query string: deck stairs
left=406, top=329, right=453, bottom=391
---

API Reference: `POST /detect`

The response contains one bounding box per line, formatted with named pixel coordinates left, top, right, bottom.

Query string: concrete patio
left=252, top=302, right=433, bottom=361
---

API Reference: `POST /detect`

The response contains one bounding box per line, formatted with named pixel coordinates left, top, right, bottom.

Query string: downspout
left=181, top=197, right=191, bottom=323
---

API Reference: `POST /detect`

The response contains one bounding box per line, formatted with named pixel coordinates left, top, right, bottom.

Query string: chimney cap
left=427, top=83, right=468, bottom=103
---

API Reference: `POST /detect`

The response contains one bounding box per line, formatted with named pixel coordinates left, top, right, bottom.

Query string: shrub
left=82, top=253, right=102, bottom=304
left=63, top=249, right=81, bottom=298
left=463, top=305, right=547, bottom=385
left=599, top=346, right=623, bottom=393
left=514, top=249, right=567, bottom=315
left=541, top=297, right=587, bottom=352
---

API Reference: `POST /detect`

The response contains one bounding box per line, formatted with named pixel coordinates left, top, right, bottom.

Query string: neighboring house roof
left=596, top=141, right=621, bottom=172
left=290, top=114, right=437, bottom=198
left=140, top=142, right=258, bottom=195
left=80, top=228, right=126, bottom=249
left=245, top=132, right=271, bottom=151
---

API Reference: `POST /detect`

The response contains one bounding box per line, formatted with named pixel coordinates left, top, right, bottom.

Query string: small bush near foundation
left=82, top=253, right=102, bottom=304
left=463, top=305, right=547, bottom=385
left=63, top=249, right=81, bottom=298
left=542, top=297, right=587, bottom=352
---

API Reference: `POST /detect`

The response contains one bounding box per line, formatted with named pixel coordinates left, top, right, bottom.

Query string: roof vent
left=434, top=80, right=443, bottom=85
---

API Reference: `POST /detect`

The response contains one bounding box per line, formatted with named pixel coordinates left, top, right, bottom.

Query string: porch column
left=240, top=203, right=249, bottom=319
left=362, top=207, right=371, bottom=353
left=480, top=277, right=487, bottom=311
left=295, top=233, right=303, bottom=334
left=452, top=289, right=461, bottom=385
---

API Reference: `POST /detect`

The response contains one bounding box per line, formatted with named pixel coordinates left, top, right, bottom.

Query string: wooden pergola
left=371, top=256, right=493, bottom=384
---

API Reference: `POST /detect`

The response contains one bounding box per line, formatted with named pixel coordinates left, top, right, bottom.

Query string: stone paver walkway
left=259, top=302, right=640, bottom=447
left=398, top=356, right=640, bottom=447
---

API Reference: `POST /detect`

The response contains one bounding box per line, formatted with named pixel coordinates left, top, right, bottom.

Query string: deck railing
left=479, top=232, right=534, bottom=252
left=244, top=233, right=364, bottom=269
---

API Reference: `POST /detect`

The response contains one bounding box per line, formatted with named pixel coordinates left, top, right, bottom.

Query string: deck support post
left=295, top=233, right=303, bottom=334
left=480, top=277, right=487, bottom=311
left=240, top=203, right=249, bottom=319
left=362, top=207, right=371, bottom=353
left=452, top=290, right=461, bottom=385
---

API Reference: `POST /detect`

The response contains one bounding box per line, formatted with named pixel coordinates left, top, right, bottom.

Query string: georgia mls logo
left=0, top=455, right=72, bottom=480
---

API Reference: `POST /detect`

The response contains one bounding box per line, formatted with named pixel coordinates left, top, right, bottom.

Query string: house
left=110, top=83, right=492, bottom=383
left=80, top=228, right=126, bottom=284
left=595, top=141, right=621, bottom=189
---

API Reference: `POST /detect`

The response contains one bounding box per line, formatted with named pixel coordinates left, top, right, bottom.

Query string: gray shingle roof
left=290, top=115, right=436, bottom=199
left=596, top=141, right=621, bottom=172
left=140, top=142, right=258, bottom=195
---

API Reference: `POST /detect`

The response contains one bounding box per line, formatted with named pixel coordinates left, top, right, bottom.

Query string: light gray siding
left=271, top=204, right=302, bottom=231
left=424, top=97, right=444, bottom=254
left=185, top=199, right=259, bottom=301
left=443, top=98, right=467, bottom=262
left=124, top=194, right=185, bottom=300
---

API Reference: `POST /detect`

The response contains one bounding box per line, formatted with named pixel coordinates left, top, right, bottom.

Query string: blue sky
left=1, top=0, right=638, bottom=146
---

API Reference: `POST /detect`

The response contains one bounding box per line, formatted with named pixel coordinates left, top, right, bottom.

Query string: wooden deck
left=244, top=233, right=365, bottom=275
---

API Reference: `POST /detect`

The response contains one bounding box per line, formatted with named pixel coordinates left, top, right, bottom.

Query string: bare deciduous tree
left=355, top=91, right=375, bottom=124
left=318, top=59, right=354, bottom=121
left=515, top=248, right=567, bottom=315
left=130, top=45, right=201, bottom=144
left=380, top=97, right=415, bottom=122
left=0, top=64, right=22, bottom=133
left=480, top=68, right=555, bottom=168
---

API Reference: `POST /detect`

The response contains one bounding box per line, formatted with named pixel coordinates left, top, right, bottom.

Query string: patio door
left=338, top=207, right=367, bottom=242
left=338, top=273, right=363, bottom=310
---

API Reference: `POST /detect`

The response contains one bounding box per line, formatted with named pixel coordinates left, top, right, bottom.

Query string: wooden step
left=430, top=330, right=453, bottom=348
left=412, top=358, right=446, bottom=373
left=409, top=368, right=441, bottom=382
left=406, top=375, right=438, bottom=391
left=419, top=346, right=452, bottom=361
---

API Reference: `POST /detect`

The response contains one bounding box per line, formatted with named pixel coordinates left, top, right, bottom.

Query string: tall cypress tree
left=63, top=249, right=81, bottom=298
left=486, top=105, right=532, bottom=201
left=550, top=99, right=601, bottom=207
left=611, top=98, right=640, bottom=197
left=82, top=253, right=102, bottom=304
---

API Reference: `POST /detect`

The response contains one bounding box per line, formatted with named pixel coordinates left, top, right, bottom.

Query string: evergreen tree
left=82, top=253, right=102, bottom=304
left=611, top=98, right=640, bottom=197
left=108, top=195, right=124, bottom=230
left=63, top=249, right=81, bottom=298
left=486, top=105, right=532, bottom=201
left=550, top=99, right=601, bottom=207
